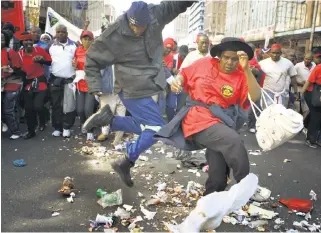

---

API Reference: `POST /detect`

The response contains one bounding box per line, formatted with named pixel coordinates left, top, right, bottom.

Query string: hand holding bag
left=248, top=89, right=304, bottom=151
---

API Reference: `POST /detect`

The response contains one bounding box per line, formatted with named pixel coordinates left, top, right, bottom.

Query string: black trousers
left=49, top=88, right=75, bottom=131
left=305, top=91, right=321, bottom=143
left=192, top=123, right=250, bottom=196
left=23, top=90, right=47, bottom=132
left=76, top=91, right=95, bottom=132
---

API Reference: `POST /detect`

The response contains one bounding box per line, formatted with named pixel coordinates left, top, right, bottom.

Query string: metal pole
left=309, top=0, right=319, bottom=51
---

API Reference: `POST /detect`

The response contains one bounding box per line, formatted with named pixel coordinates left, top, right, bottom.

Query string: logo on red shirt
left=221, top=84, right=234, bottom=98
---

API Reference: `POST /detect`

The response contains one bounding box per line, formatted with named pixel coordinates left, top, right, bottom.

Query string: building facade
left=188, top=0, right=205, bottom=35
left=172, top=13, right=189, bottom=43
left=204, top=0, right=227, bottom=40
left=39, top=0, right=116, bottom=32
left=224, top=0, right=321, bottom=58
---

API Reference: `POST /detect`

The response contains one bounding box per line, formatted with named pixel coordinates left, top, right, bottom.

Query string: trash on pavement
left=305, top=212, right=312, bottom=220
left=96, top=214, right=114, bottom=224
left=274, top=218, right=285, bottom=225
left=268, top=173, right=272, bottom=177
left=52, top=212, right=60, bottom=217
left=146, top=199, right=161, bottom=206
left=140, top=205, right=156, bottom=220
left=97, top=189, right=123, bottom=208
left=309, top=190, right=317, bottom=201
left=279, top=198, right=313, bottom=213
left=128, top=216, right=143, bottom=231
left=138, top=192, right=144, bottom=198
left=114, top=207, right=131, bottom=219
left=187, top=169, right=198, bottom=174
left=250, top=163, right=257, bottom=166
left=58, top=176, right=77, bottom=195
left=222, top=216, right=238, bottom=225
left=13, top=159, right=27, bottom=167
left=156, top=182, right=166, bottom=191
left=292, top=221, right=320, bottom=232
left=178, top=173, right=258, bottom=232
left=202, top=165, right=209, bottom=172
left=145, top=149, right=152, bottom=154
left=139, top=156, right=149, bottom=162
left=251, top=186, right=271, bottom=202
left=248, top=150, right=262, bottom=156
left=248, top=220, right=268, bottom=229
left=67, top=192, right=76, bottom=203
left=123, top=204, right=133, bottom=212
left=176, top=164, right=181, bottom=169
left=247, top=204, right=279, bottom=219
left=165, top=152, right=174, bottom=158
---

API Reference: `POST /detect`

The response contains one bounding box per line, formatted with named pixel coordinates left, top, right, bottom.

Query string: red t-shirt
left=164, top=53, right=174, bottom=70
left=181, top=57, right=250, bottom=138
left=74, top=46, right=89, bottom=92
left=18, top=47, right=51, bottom=91
left=1, top=48, right=23, bottom=91
left=307, top=64, right=321, bottom=92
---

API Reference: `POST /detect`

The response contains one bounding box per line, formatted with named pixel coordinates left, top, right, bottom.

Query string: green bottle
left=96, top=188, right=107, bottom=198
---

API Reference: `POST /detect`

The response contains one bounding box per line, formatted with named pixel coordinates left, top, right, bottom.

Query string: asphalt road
left=1, top=123, right=321, bottom=232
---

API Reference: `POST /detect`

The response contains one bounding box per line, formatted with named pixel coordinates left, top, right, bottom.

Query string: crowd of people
left=1, top=0, right=321, bottom=198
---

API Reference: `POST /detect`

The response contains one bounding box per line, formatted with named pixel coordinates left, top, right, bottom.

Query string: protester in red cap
left=163, top=37, right=175, bottom=70
left=18, top=32, right=52, bottom=139
left=72, top=30, right=96, bottom=141
left=259, top=43, right=297, bottom=107
left=300, top=53, right=321, bottom=148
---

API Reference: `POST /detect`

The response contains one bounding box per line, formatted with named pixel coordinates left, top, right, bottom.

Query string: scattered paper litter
left=156, top=182, right=166, bottom=191
left=139, top=156, right=149, bottom=161
left=128, top=216, right=143, bottom=231
left=248, top=150, right=262, bottom=156
left=138, top=192, right=144, bottom=198
left=114, top=207, right=130, bottom=219
left=123, top=204, right=133, bottom=212
left=165, top=152, right=173, bottom=158
left=268, top=173, right=272, bottom=177
left=275, top=218, right=285, bottom=225
left=52, top=212, right=60, bottom=217
left=305, top=212, right=312, bottom=220
left=283, top=159, right=291, bottom=163
left=250, top=163, right=257, bottom=166
left=140, top=205, right=156, bottom=220
left=196, top=172, right=201, bottom=177
left=145, top=149, right=152, bottom=154
left=309, top=190, right=317, bottom=201
left=188, top=169, right=197, bottom=174
left=248, top=204, right=279, bottom=219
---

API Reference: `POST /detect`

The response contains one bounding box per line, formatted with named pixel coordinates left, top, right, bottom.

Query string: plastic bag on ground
left=172, top=173, right=258, bottom=232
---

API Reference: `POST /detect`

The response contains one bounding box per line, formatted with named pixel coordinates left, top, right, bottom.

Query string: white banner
left=45, top=7, right=101, bottom=42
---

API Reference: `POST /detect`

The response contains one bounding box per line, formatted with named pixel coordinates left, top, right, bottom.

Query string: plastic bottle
left=96, top=188, right=107, bottom=198
left=279, top=198, right=313, bottom=213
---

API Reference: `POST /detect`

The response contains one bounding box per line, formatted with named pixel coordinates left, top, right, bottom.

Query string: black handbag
left=311, top=84, right=321, bottom=107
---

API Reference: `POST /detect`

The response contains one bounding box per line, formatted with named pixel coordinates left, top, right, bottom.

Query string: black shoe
left=83, top=104, right=114, bottom=131
left=24, top=131, right=36, bottom=140
left=39, top=125, right=46, bottom=131
left=111, top=157, right=134, bottom=187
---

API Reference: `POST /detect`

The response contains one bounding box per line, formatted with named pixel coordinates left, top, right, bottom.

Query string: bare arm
left=290, top=75, right=298, bottom=93
left=243, top=66, right=261, bottom=102
left=300, top=81, right=311, bottom=94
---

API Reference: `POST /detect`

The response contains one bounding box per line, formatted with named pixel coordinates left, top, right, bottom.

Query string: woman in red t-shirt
left=301, top=56, right=321, bottom=148
left=1, top=30, right=24, bottom=139
left=158, top=37, right=261, bottom=196
left=73, top=31, right=96, bottom=141
left=19, top=32, right=52, bottom=139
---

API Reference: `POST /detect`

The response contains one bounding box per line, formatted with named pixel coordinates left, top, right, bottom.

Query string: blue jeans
left=166, top=91, right=185, bottom=122
left=2, top=90, right=21, bottom=134
left=111, top=92, right=165, bottom=162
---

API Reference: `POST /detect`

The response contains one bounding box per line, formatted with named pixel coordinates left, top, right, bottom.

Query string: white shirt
left=180, top=50, right=209, bottom=70
left=49, top=40, right=77, bottom=78
left=259, top=57, right=297, bottom=93
left=294, top=61, right=316, bottom=83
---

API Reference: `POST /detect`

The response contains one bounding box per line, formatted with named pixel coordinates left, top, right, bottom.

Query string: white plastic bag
left=166, top=173, right=258, bottom=233
left=248, top=89, right=303, bottom=151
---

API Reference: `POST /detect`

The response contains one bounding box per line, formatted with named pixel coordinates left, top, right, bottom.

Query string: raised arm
left=151, top=1, right=196, bottom=27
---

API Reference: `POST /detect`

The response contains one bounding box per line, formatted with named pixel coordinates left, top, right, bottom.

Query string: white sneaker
left=10, top=134, right=20, bottom=140
left=249, top=128, right=256, bottom=133
left=2, top=123, right=8, bottom=132
left=52, top=130, right=61, bottom=137
left=87, top=133, right=94, bottom=141
left=63, top=129, right=71, bottom=138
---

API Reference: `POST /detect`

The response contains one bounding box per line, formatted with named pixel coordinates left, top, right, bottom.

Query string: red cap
left=163, top=38, right=175, bottom=50
left=80, top=30, right=94, bottom=39
left=20, top=33, right=33, bottom=41
left=240, top=37, right=245, bottom=42
left=271, top=43, right=282, bottom=50
left=314, top=53, right=321, bottom=58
